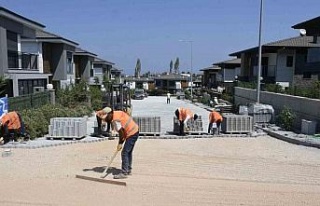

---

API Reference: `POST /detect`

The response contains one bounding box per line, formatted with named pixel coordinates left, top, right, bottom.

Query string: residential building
left=292, top=16, right=320, bottom=88
left=90, top=57, right=114, bottom=85
left=213, top=58, right=241, bottom=84
left=229, top=35, right=320, bottom=88
left=33, top=30, right=79, bottom=89
left=154, top=73, right=189, bottom=93
left=111, top=66, right=123, bottom=84
left=124, top=76, right=154, bottom=91
left=74, top=47, right=97, bottom=83
left=0, top=6, right=49, bottom=96
left=200, top=65, right=221, bottom=88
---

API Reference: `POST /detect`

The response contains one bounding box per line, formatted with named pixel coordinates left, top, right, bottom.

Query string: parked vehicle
left=132, top=89, right=145, bottom=100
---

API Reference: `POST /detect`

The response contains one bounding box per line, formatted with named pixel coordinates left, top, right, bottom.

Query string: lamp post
left=256, top=0, right=263, bottom=104
left=179, top=40, right=193, bottom=101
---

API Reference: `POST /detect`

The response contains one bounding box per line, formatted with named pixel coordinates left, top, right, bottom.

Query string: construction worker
left=208, top=109, right=223, bottom=135
left=167, top=92, right=171, bottom=104
left=104, top=108, right=139, bottom=179
left=0, top=111, right=29, bottom=144
left=174, top=107, right=198, bottom=136
left=95, top=107, right=112, bottom=137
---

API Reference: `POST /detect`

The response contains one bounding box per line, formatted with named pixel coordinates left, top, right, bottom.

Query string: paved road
left=131, top=96, right=210, bottom=134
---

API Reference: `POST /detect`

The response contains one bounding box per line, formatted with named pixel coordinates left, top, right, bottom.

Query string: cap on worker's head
left=193, top=114, right=198, bottom=121
left=102, top=107, right=112, bottom=114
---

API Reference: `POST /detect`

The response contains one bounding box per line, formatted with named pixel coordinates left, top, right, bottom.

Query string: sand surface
left=1, top=96, right=320, bottom=205
left=1, top=135, right=320, bottom=206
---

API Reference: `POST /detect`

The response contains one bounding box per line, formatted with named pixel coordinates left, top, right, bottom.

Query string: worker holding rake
left=104, top=108, right=139, bottom=179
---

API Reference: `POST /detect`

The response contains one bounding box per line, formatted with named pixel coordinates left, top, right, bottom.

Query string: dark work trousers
left=96, top=116, right=110, bottom=135
left=175, top=109, right=185, bottom=136
left=208, top=120, right=222, bottom=134
left=121, top=131, right=139, bottom=174
left=167, top=98, right=170, bottom=104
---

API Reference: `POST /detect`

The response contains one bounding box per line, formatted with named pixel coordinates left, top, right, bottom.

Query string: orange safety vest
left=112, top=111, right=139, bottom=139
left=209, top=111, right=223, bottom=123
left=178, top=108, right=194, bottom=122
left=1, top=111, right=21, bottom=130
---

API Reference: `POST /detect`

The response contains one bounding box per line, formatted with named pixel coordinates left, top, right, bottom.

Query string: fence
left=8, top=91, right=51, bottom=111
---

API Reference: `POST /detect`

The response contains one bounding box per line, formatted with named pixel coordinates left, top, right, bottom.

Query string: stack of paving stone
left=173, top=116, right=203, bottom=134
left=221, top=114, right=253, bottom=134
left=248, top=103, right=274, bottom=123
left=133, top=116, right=161, bottom=136
left=47, top=117, right=87, bottom=140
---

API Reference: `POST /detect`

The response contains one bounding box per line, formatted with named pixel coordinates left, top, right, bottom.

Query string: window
left=286, top=56, right=293, bottom=67
left=66, top=51, right=73, bottom=74
left=18, top=79, right=46, bottom=95
left=303, top=72, right=311, bottom=79
left=7, top=31, right=18, bottom=51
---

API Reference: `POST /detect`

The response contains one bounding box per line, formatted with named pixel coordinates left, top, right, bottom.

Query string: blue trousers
left=121, top=131, right=139, bottom=174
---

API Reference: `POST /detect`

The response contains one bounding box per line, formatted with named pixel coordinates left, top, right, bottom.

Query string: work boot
left=114, top=173, right=127, bottom=179
left=127, top=170, right=132, bottom=175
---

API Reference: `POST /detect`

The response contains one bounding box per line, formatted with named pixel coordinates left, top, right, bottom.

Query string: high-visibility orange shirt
left=209, top=111, right=223, bottom=123
left=112, top=111, right=139, bottom=139
left=178, top=108, right=194, bottom=122
left=1, top=111, right=21, bottom=130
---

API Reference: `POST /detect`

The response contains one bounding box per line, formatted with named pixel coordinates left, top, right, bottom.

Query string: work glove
left=111, top=130, right=118, bottom=137
left=117, top=144, right=123, bottom=151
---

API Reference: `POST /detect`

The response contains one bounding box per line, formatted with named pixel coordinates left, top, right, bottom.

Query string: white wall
left=275, top=49, right=294, bottom=84
left=234, top=87, right=320, bottom=132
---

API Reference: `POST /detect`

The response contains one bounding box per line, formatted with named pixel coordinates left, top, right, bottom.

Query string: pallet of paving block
left=166, top=131, right=207, bottom=136
left=139, top=132, right=161, bottom=137
left=185, top=131, right=207, bottom=135
left=46, top=135, right=85, bottom=141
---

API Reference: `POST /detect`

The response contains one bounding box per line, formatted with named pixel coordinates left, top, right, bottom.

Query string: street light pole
left=179, top=40, right=193, bottom=101
left=256, top=0, right=263, bottom=104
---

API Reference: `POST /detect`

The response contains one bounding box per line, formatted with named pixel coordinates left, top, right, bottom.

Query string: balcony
left=237, top=65, right=276, bottom=84
left=8, top=51, right=38, bottom=70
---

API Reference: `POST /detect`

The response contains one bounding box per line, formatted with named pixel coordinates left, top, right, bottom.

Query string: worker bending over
left=105, top=107, right=139, bottom=179
left=175, top=107, right=198, bottom=136
left=0, top=111, right=29, bottom=144
left=95, top=107, right=113, bottom=137
left=208, top=109, right=223, bottom=135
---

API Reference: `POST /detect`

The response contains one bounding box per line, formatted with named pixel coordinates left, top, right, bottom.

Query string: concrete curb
left=0, top=136, right=113, bottom=149
left=259, top=127, right=320, bottom=149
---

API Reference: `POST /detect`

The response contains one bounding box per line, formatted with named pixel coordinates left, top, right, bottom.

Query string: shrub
left=276, top=106, right=296, bottom=131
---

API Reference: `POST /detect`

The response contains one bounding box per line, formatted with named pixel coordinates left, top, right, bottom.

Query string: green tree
left=170, top=60, right=173, bottom=73
left=0, top=76, right=8, bottom=97
left=174, top=57, right=179, bottom=74
left=135, top=58, right=141, bottom=78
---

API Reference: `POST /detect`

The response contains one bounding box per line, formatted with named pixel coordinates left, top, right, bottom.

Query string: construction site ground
left=1, top=96, right=320, bottom=205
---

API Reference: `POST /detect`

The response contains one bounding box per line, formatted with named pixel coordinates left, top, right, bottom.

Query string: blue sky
left=1, top=0, right=320, bottom=75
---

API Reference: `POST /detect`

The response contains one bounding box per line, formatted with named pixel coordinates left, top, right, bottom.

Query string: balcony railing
left=8, top=50, right=38, bottom=70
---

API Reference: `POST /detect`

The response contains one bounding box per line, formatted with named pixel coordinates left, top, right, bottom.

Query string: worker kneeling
left=175, top=107, right=198, bottom=136
left=104, top=108, right=139, bottom=179
left=208, top=109, right=223, bottom=135
left=0, top=111, right=29, bottom=144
